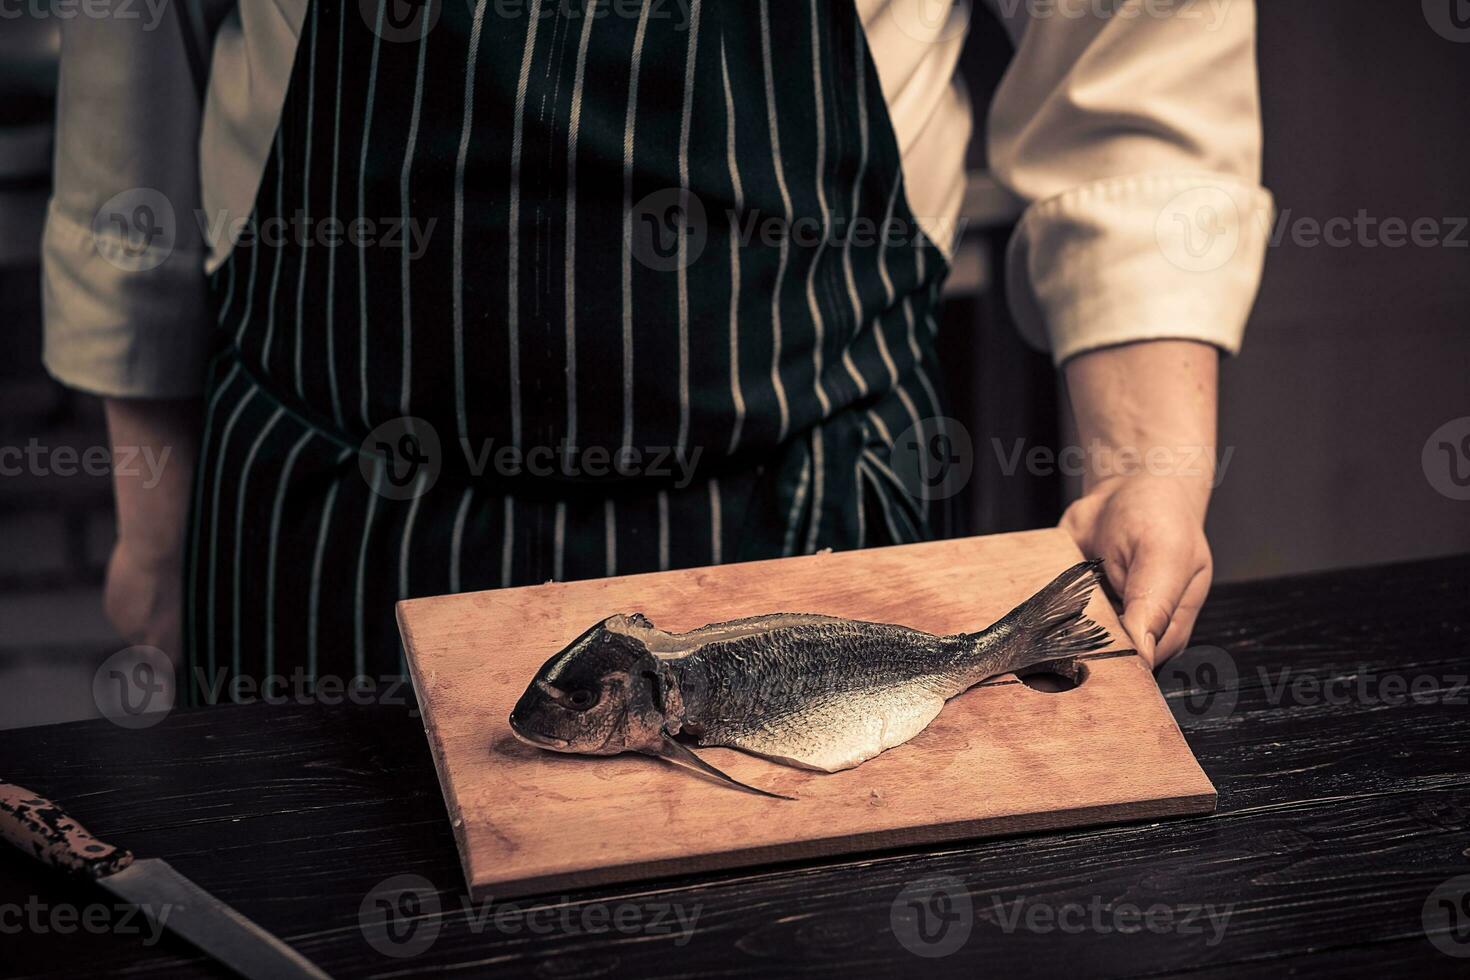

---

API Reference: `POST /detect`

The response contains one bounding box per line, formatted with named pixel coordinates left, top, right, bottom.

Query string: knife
left=0, top=781, right=332, bottom=979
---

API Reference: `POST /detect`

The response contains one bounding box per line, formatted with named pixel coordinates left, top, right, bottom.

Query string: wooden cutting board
left=397, top=528, right=1216, bottom=899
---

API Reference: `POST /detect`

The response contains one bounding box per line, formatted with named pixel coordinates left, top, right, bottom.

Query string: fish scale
left=671, top=623, right=974, bottom=772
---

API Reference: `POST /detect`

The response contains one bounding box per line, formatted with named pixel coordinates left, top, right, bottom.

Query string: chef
left=43, top=0, right=1271, bottom=697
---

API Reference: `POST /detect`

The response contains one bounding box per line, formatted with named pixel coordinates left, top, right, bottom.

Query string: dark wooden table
left=3, top=555, right=1469, bottom=978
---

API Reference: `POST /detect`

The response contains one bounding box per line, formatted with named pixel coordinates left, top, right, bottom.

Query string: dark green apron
left=185, top=0, right=953, bottom=696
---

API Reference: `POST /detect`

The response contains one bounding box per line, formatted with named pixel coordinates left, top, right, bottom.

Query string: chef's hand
left=1061, top=471, right=1212, bottom=668
left=102, top=397, right=201, bottom=663
left=1059, top=340, right=1220, bottom=669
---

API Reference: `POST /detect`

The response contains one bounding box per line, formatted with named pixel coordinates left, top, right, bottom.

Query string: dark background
left=3, top=0, right=1468, bottom=729
left=1213, top=2, right=1470, bottom=579
left=951, top=0, right=1470, bottom=580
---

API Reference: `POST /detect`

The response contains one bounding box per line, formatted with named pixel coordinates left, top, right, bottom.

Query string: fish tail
left=970, top=559, right=1112, bottom=674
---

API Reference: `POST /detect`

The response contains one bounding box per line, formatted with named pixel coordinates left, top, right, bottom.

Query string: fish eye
left=566, top=688, right=596, bottom=710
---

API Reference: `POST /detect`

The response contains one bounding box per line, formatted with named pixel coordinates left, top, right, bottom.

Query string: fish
left=508, top=559, right=1111, bottom=798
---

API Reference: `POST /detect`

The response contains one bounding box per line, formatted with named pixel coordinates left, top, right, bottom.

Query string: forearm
left=1059, top=340, right=1221, bottom=666
left=104, top=398, right=202, bottom=562
left=1063, top=340, right=1219, bottom=498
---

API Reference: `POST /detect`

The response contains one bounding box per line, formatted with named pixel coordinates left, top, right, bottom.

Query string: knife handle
left=0, top=782, right=134, bottom=879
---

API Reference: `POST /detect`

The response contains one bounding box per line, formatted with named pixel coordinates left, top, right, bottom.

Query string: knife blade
left=0, top=781, right=331, bottom=980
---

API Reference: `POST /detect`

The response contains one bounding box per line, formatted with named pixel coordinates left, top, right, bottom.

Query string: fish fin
left=651, top=731, right=795, bottom=800
left=979, top=558, right=1112, bottom=673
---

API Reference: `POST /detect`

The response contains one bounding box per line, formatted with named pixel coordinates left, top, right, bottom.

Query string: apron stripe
left=235, top=211, right=260, bottom=347
left=186, top=360, right=243, bottom=698
left=709, top=478, right=723, bottom=565
left=720, top=41, right=748, bottom=456
left=506, top=0, right=546, bottom=450
left=324, top=0, right=346, bottom=431
left=864, top=450, right=920, bottom=523
left=449, top=486, right=473, bottom=595
left=657, top=490, right=671, bottom=572
left=307, top=451, right=348, bottom=679
left=399, top=473, right=427, bottom=600
left=895, top=382, right=925, bottom=447
left=873, top=314, right=902, bottom=393
left=840, top=22, right=873, bottom=398
left=876, top=183, right=900, bottom=305
left=907, top=250, right=944, bottom=415
left=500, top=495, right=515, bottom=588
left=263, top=136, right=286, bottom=371
left=553, top=501, right=568, bottom=581
left=861, top=457, right=911, bottom=545
left=864, top=452, right=921, bottom=539
left=759, top=0, right=794, bottom=441
left=564, top=6, right=596, bottom=453
left=205, top=382, right=258, bottom=679
left=870, top=184, right=904, bottom=388
left=674, top=0, right=703, bottom=456
left=233, top=406, right=286, bottom=678
left=356, top=0, right=386, bottom=427
left=866, top=408, right=892, bottom=446
left=293, top=0, right=318, bottom=403
left=619, top=0, right=654, bottom=455
left=781, top=447, right=812, bottom=557
left=603, top=500, right=617, bottom=577
left=869, top=211, right=931, bottom=463
left=454, top=0, right=490, bottom=449
left=353, top=483, right=381, bottom=677
left=803, top=0, right=833, bottom=418
left=804, top=427, right=826, bottom=554
left=398, top=11, right=431, bottom=416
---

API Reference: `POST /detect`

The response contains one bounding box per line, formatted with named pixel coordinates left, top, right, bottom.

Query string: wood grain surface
left=2, top=555, right=1467, bottom=978
left=397, top=528, right=1216, bottom=898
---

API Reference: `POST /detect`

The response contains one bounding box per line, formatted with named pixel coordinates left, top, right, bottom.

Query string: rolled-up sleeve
left=983, top=0, right=1275, bottom=365
left=43, top=7, right=213, bottom=398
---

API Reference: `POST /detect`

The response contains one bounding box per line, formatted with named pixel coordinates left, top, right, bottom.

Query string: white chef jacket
left=41, top=0, right=1274, bottom=399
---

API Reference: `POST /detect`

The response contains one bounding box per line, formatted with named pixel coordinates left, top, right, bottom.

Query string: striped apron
left=184, top=0, right=954, bottom=699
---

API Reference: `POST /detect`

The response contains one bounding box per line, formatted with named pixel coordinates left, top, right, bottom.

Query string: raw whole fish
left=509, top=559, right=1111, bottom=797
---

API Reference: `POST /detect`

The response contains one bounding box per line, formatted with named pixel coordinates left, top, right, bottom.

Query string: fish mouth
left=509, top=726, right=572, bottom=751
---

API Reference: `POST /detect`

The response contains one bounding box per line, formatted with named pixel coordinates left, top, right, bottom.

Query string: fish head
left=509, top=614, right=675, bottom=756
